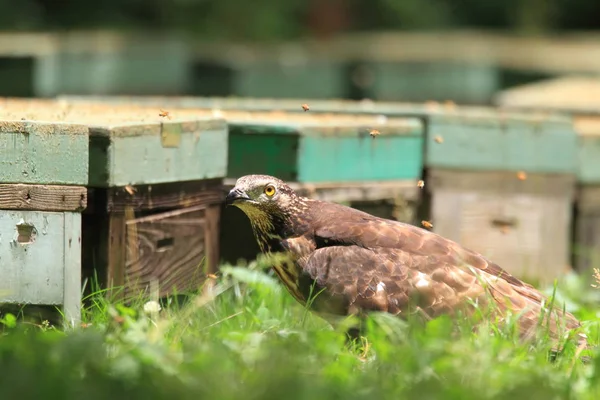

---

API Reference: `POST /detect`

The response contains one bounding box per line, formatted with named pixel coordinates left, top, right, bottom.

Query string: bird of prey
left=225, top=174, right=585, bottom=348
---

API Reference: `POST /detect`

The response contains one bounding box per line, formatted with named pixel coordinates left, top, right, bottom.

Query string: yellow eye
left=264, top=185, right=276, bottom=197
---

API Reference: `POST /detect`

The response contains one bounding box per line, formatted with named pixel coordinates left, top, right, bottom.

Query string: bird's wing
left=301, top=200, right=582, bottom=340
left=297, top=244, right=580, bottom=343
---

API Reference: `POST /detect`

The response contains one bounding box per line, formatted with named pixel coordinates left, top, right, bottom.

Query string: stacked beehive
left=0, top=116, right=88, bottom=326
left=1, top=99, right=229, bottom=305
left=496, top=76, right=600, bottom=274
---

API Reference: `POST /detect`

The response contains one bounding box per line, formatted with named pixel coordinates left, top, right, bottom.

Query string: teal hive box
left=0, top=119, right=89, bottom=326
left=1, top=99, right=229, bottom=300
left=496, top=76, right=600, bottom=273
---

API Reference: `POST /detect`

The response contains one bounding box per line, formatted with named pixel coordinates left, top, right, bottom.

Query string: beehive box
left=424, top=109, right=578, bottom=285
left=496, top=77, right=600, bottom=273
left=0, top=118, right=88, bottom=325
left=0, top=99, right=228, bottom=300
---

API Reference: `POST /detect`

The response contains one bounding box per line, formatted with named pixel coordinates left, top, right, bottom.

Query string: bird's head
left=225, top=175, right=305, bottom=242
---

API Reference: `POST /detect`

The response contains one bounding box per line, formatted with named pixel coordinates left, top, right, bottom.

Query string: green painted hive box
left=1, top=99, right=229, bottom=187
left=421, top=108, right=578, bottom=285
left=495, top=76, right=600, bottom=273
left=224, top=112, right=423, bottom=184
left=0, top=118, right=89, bottom=326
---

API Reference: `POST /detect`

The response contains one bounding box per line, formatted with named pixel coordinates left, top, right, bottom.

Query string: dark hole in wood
left=25, top=192, right=31, bottom=203
left=156, top=237, right=175, bottom=252
left=491, top=217, right=518, bottom=228
left=16, top=222, right=36, bottom=244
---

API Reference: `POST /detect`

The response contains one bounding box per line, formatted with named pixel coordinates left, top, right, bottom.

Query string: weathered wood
left=204, top=204, right=221, bottom=275
left=0, top=184, right=87, bottom=212
left=0, top=121, right=89, bottom=185
left=88, top=120, right=228, bottom=187
left=0, top=211, right=81, bottom=306
left=84, top=180, right=223, bottom=300
left=123, top=205, right=208, bottom=298
left=427, top=169, right=574, bottom=284
left=101, top=179, right=224, bottom=212
left=425, top=113, right=577, bottom=174
left=427, top=169, right=576, bottom=198
left=106, top=213, right=127, bottom=296
left=62, top=212, right=82, bottom=327
left=227, top=116, right=424, bottom=183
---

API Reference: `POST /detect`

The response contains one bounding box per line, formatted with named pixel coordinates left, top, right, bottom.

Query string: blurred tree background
left=0, top=0, right=599, bottom=40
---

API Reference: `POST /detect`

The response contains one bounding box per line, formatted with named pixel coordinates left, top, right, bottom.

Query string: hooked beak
left=225, top=188, right=251, bottom=206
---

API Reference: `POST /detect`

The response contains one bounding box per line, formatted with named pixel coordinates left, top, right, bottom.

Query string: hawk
left=226, top=174, right=585, bottom=348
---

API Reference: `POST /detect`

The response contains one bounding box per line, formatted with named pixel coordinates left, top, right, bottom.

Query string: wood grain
left=0, top=184, right=87, bottom=212
left=123, top=205, right=208, bottom=298
left=100, top=179, right=224, bottom=212
left=204, top=204, right=221, bottom=275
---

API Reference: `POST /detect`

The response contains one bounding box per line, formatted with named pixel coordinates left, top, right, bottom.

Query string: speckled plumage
left=226, top=174, right=585, bottom=347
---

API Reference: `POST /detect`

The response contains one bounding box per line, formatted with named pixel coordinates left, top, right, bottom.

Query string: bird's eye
left=264, top=185, right=276, bottom=197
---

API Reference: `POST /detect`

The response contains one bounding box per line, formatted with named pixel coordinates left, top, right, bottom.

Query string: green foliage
left=0, top=261, right=599, bottom=400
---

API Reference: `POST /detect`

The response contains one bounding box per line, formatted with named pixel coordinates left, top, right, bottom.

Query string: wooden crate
left=495, top=77, right=600, bottom=273
left=424, top=110, right=578, bottom=284
left=0, top=120, right=89, bottom=325
left=0, top=99, right=229, bottom=299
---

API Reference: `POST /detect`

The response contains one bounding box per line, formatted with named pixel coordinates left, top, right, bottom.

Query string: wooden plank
left=0, top=184, right=87, bottom=212
left=298, top=133, right=422, bottom=182
left=574, top=211, right=600, bottom=272
left=0, top=211, right=69, bottom=304
left=123, top=205, right=208, bottom=298
left=227, top=116, right=424, bottom=183
left=62, top=212, right=82, bottom=327
left=577, top=185, right=600, bottom=212
left=204, top=204, right=220, bottom=275
left=428, top=169, right=576, bottom=197
left=425, top=114, right=577, bottom=174
left=101, top=179, right=224, bottom=213
left=106, top=213, right=126, bottom=297
left=90, top=120, right=228, bottom=187
left=428, top=169, right=573, bottom=284
left=0, top=121, right=89, bottom=185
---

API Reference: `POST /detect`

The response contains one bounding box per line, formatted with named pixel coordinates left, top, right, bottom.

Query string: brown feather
left=227, top=175, right=585, bottom=348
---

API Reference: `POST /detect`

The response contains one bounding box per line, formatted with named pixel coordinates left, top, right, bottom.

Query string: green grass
left=1, top=257, right=600, bottom=400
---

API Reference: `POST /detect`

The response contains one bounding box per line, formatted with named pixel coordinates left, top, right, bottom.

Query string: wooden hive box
left=0, top=117, right=89, bottom=325
left=424, top=108, right=577, bottom=285
left=0, top=99, right=228, bottom=300
left=495, top=76, right=600, bottom=273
